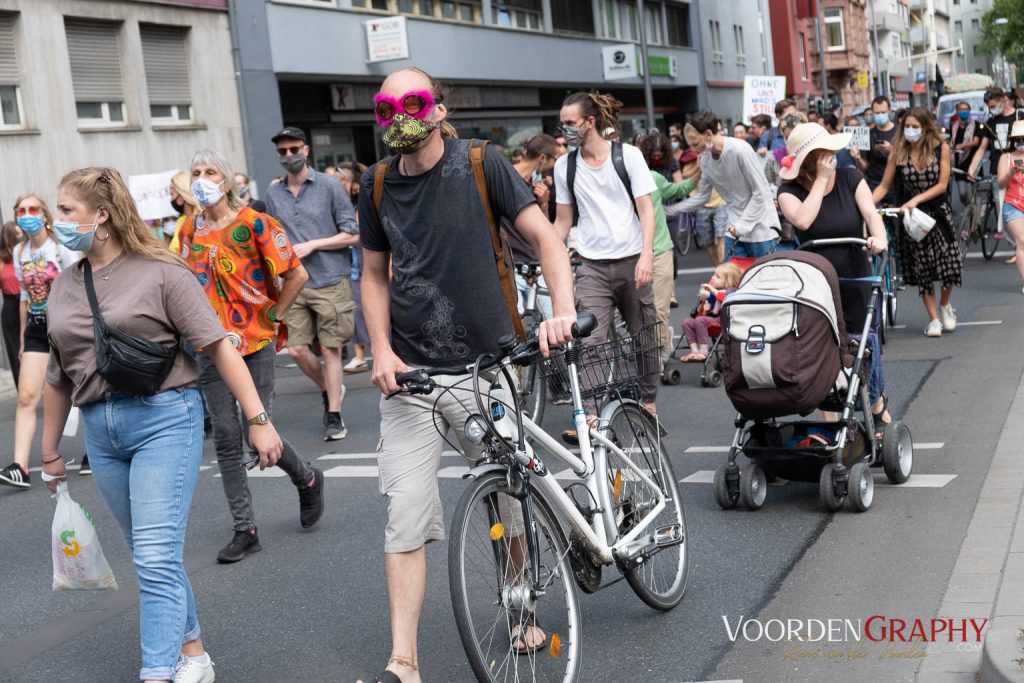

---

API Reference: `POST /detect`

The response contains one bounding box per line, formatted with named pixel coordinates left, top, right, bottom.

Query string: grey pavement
left=0, top=245, right=1022, bottom=682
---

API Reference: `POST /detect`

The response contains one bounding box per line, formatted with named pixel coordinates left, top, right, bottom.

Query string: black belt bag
left=84, top=259, right=178, bottom=395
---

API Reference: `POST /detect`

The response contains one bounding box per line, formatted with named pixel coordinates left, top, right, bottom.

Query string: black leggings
left=2, top=294, right=19, bottom=387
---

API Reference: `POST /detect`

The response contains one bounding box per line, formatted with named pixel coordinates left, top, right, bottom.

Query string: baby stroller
left=663, top=256, right=756, bottom=388
left=712, top=239, right=914, bottom=512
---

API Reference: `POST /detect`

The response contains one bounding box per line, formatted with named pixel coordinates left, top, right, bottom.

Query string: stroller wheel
left=739, top=463, right=767, bottom=510
left=661, top=368, right=683, bottom=386
left=848, top=462, right=874, bottom=512
left=882, top=421, right=913, bottom=484
left=706, top=370, right=723, bottom=388
left=819, top=464, right=846, bottom=512
left=713, top=463, right=740, bottom=510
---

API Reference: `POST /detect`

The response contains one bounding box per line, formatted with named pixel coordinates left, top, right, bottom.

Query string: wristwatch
left=247, top=412, right=270, bottom=426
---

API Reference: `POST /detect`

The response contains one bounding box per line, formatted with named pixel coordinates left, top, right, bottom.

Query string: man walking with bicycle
left=357, top=67, right=576, bottom=683
left=552, top=91, right=660, bottom=428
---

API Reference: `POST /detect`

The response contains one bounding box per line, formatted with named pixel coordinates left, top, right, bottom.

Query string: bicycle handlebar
left=798, top=237, right=889, bottom=274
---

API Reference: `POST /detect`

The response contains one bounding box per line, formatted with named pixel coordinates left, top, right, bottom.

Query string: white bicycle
left=388, top=313, right=688, bottom=681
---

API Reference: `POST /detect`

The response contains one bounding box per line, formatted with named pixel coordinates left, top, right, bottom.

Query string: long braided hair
left=563, top=92, right=623, bottom=138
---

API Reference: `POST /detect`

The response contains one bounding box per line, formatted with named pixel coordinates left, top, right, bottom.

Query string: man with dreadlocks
left=553, top=91, right=661, bottom=433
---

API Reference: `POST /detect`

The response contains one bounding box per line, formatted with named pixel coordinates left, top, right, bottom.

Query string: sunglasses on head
left=15, top=206, right=42, bottom=217
left=277, top=144, right=305, bottom=156
left=373, top=90, right=435, bottom=127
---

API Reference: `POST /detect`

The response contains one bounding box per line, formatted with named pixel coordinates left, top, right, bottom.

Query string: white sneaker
left=343, top=357, right=369, bottom=373
left=939, top=304, right=957, bottom=332
left=924, top=319, right=943, bottom=337
left=174, top=653, right=215, bottom=683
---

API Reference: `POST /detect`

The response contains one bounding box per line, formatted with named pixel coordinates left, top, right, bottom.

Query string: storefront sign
left=365, top=16, right=409, bottom=63
left=602, top=44, right=639, bottom=81
left=129, top=169, right=177, bottom=221
left=843, top=126, right=871, bottom=151
left=743, top=75, right=788, bottom=124
left=646, top=55, right=677, bottom=78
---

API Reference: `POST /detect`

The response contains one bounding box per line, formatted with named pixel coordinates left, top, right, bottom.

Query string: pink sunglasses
left=373, top=90, right=435, bottom=127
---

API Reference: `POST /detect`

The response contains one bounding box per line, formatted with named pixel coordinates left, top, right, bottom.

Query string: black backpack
left=565, top=141, right=638, bottom=225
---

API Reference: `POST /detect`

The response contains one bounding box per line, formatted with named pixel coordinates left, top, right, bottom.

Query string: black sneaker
left=298, top=467, right=325, bottom=529
left=0, top=462, right=30, bottom=489
left=323, top=413, right=347, bottom=441
left=216, top=528, right=262, bottom=563
left=79, top=454, right=92, bottom=476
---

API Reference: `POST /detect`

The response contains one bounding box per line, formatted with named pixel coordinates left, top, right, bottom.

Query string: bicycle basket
left=539, top=321, right=663, bottom=401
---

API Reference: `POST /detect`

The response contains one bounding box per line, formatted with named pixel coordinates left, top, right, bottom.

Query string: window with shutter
left=65, top=18, right=125, bottom=125
left=140, top=24, right=192, bottom=123
left=0, top=12, right=21, bottom=126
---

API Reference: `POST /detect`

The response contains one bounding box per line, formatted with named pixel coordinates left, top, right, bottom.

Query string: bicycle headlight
left=464, top=414, right=489, bottom=445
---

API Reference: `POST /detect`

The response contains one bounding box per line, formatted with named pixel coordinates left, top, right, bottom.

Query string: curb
left=982, top=623, right=1024, bottom=682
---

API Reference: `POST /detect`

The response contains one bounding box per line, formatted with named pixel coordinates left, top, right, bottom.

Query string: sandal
left=373, top=655, right=417, bottom=683
left=561, top=414, right=599, bottom=446
left=872, top=394, right=892, bottom=442
left=509, top=612, right=548, bottom=656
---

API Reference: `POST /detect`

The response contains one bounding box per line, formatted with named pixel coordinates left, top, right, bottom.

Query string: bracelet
left=42, top=456, right=63, bottom=464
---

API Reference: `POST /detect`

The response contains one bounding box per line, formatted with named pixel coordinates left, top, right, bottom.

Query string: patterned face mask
left=382, top=113, right=437, bottom=154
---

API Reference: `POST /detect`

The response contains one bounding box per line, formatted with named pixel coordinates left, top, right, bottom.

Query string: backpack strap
left=610, top=141, right=639, bottom=218
left=565, top=143, right=639, bottom=225
left=468, top=138, right=526, bottom=341
left=372, top=156, right=395, bottom=216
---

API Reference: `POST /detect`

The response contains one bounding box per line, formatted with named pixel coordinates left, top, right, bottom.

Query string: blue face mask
left=16, top=215, right=43, bottom=235
left=873, top=113, right=890, bottom=127
left=671, top=140, right=680, bottom=151
left=958, top=111, right=971, bottom=121
left=53, top=216, right=99, bottom=252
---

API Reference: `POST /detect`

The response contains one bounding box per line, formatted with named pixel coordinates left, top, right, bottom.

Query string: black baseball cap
left=271, top=127, right=307, bottom=144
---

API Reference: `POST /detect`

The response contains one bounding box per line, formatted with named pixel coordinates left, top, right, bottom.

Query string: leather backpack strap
left=372, top=156, right=395, bottom=216
left=469, top=139, right=526, bottom=341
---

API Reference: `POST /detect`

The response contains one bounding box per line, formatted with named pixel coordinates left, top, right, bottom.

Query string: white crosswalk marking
left=679, top=470, right=957, bottom=488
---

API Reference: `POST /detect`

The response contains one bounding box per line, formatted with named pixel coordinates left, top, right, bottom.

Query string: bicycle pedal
left=654, top=523, right=684, bottom=548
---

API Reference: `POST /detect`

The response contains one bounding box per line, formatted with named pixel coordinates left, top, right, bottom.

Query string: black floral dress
left=898, top=151, right=962, bottom=296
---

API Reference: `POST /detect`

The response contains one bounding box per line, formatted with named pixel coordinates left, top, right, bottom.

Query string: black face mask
left=170, top=199, right=185, bottom=217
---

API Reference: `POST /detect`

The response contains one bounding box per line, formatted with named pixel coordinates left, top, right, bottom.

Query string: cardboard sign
left=844, top=126, right=871, bottom=151
left=128, top=169, right=177, bottom=221
left=743, top=76, right=788, bottom=125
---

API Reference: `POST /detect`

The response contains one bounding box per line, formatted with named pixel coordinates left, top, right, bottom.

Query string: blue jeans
left=81, top=388, right=204, bottom=681
left=849, top=331, right=885, bottom=405
left=724, top=236, right=778, bottom=259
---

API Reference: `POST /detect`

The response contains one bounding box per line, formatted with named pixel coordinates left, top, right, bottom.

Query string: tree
left=979, top=0, right=1024, bottom=83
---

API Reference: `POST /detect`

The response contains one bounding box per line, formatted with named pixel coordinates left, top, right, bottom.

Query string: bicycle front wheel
left=449, top=471, right=582, bottom=683
left=956, top=204, right=977, bottom=261
left=605, top=404, right=688, bottom=611
left=980, top=197, right=1000, bottom=260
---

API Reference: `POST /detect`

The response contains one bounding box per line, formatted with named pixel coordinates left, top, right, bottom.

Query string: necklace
left=97, top=252, right=124, bottom=281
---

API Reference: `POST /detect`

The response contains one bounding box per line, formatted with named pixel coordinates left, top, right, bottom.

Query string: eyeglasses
left=277, top=145, right=305, bottom=156
left=373, top=90, right=435, bottom=127
left=15, top=206, right=42, bottom=217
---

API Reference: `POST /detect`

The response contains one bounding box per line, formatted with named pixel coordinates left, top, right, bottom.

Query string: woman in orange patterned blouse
left=178, top=148, right=323, bottom=565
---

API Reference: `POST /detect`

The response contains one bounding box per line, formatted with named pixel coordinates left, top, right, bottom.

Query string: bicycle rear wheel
left=449, top=471, right=582, bottom=683
left=956, top=204, right=977, bottom=261
left=604, top=404, right=688, bottom=611
left=980, top=196, right=1000, bottom=261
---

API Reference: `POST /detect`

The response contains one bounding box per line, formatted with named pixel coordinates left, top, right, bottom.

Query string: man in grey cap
left=264, top=127, right=359, bottom=440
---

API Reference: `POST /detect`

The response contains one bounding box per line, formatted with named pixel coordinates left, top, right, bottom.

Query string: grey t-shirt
left=359, top=139, right=536, bottom=368
left=264, top=168, right=359, bottom=289
left=46, top=253, right=227, bottom=405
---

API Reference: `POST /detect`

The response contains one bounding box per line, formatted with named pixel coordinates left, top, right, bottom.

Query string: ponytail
left=400, top=67, right=459, bottom=139
left=563, top=91, right=623, bottom=137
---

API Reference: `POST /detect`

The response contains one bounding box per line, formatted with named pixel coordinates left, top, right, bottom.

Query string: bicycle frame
left=475, top=343, right=669, bottom=568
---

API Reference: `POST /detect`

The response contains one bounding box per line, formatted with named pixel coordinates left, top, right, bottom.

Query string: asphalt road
left=0, top=240, right=1020, bottom=683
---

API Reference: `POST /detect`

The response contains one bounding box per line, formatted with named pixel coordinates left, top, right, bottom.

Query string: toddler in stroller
left=679, top=262, right=743, bottom=363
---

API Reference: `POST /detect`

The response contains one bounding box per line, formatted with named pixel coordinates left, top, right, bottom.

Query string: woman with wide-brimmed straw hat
left=777, top=121, right=893, bottom=437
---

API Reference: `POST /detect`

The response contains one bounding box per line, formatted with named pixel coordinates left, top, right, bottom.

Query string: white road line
left=685, top=442, right=944, bottom=453
left=958, top=320, right=1002, bottom=326
left=322, top=465, right=380, bottom=478
left=679, top=470, right=957, bottom=488
left=676, top=266, right=716, bottom=275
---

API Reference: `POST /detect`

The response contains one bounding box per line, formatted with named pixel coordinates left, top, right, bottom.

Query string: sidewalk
left=918, top=366, right=1024, bottom=682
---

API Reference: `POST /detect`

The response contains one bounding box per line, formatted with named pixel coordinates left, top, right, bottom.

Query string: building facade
left=908, top=0, right=953, bottom=103
left=768, top=0, right=817, bottom=104
left=0, top=0, right=245, bottom=221
left=867, top=0, right=913, bottom=105
left=807, top=0, right=873, bottom=110
left=698, top=0, right=776, bottom=123
left=233, top=0, right=705, bottom=189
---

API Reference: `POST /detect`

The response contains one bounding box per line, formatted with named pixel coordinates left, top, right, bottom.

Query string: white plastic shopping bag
left=903, top=207, right=937, bottom=242
left=51, top=482, right=117, bottom=591
left=63, top=406, right=80, bottom=437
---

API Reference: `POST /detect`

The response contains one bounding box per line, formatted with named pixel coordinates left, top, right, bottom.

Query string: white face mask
left=190, top=178, right=225, bottom=208
left=904, top=127, right=923, bottom=143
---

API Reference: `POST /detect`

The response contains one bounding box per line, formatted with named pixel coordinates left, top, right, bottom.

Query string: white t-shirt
left=554, top=142, right=657, bottom=260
